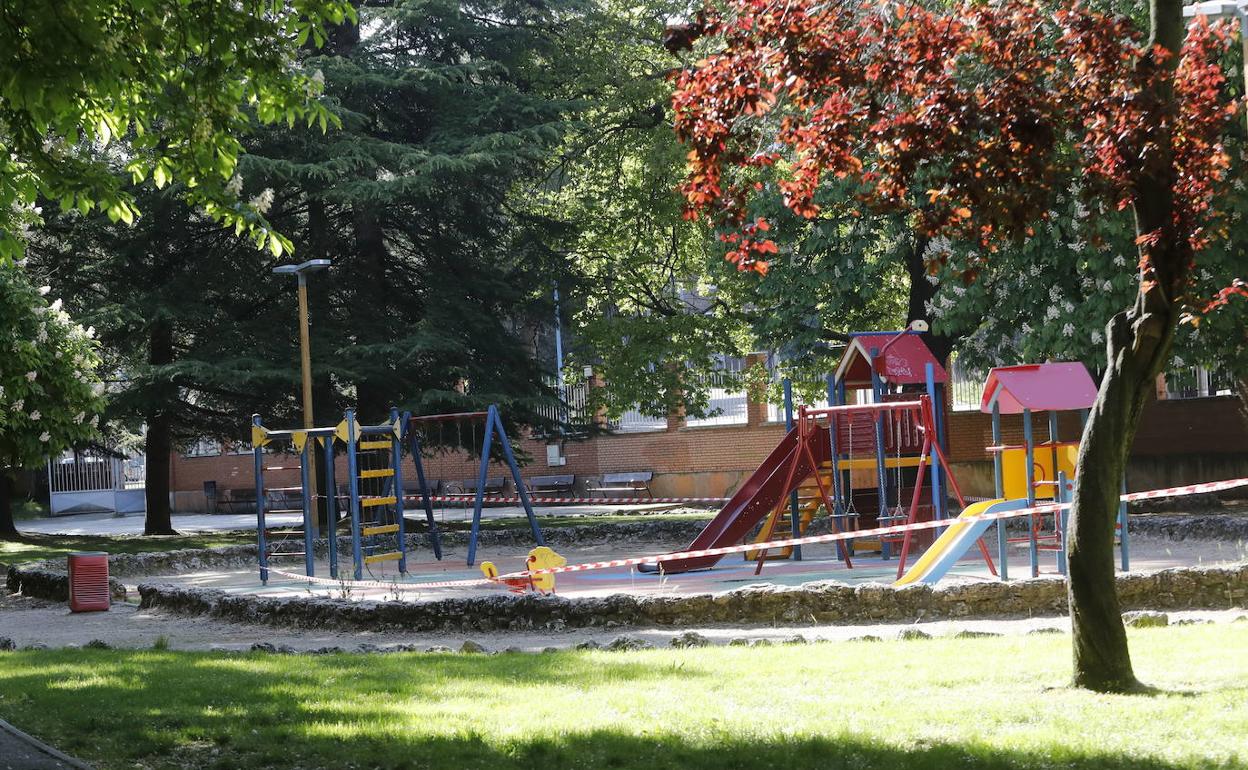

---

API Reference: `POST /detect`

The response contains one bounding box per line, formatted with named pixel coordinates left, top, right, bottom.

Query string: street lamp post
left=274, top=258, right=331, bottom=534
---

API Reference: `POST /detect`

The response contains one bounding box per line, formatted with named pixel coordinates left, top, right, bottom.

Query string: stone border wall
left=6, top=565, right=128, bottom=603
left=136, top=561, right=1247, bottom=633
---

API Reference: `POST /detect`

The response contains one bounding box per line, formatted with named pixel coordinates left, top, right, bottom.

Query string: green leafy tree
left=0, top=263, right=106, bottom=536
left=0, top=0, right=354, bottom=261
left=30, top=186, right=296, bottom=535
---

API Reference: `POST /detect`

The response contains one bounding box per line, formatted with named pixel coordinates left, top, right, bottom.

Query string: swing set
left=251, top=404, right=545, bottom=584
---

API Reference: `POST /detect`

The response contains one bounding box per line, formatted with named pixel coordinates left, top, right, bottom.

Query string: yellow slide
left=894, top=499, right=1008, bottom=586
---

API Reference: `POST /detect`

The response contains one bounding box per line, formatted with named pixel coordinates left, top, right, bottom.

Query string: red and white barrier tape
left=498, top=476, right=1248, bottom=579
left=405, top=495, right=728, bottom=505
left=266, top=568, right=490, bottom=591
left=267, top=476, right=1248, bottom=591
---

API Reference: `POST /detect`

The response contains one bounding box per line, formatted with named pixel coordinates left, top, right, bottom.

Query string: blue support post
left=324, top=433, right=339, bottom=579
left=389, top=407, right=407, bottom=574
left=925, top=363, right=945, bottom=520
left=783, top=378, right=802, bottom=561
left=826, top=375, right=846, bottom=560
left=1119, top=478, right=1130, bottom=572
left=299, top=441, right=315, bottom=577
left=490, top=405, right=546, bottom=555
left=1047, top=411, right=1061, bottom=499
left=869, top=348, right=890, bottom=559
left=466, top=410, right=496, bottom=566
left=405, top=415, right=443, bottom=560
left=345, top=409, right=364, bottom=580
left=1024, top=408, right=1038, bottom=577
left=992, top=402, right=1007, bottom=581
left=253, top=415, right=269, bottom=585
left=1057, top=471, right=1070, bottom=576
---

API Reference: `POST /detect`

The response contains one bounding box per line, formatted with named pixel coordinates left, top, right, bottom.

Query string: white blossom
left=1113, top=255, right=1127, bottom=267
left=250, top=188, right=275, bottom=214
left=73, top=411, right=86, bottom=424
left=25, top=371, right=36, bottom=382
left=11, top=399, right=23, bottom=412
left=38, top=285, right=50, bottom=296
left=1045, top=305, right=1061, bottom=321
left=1062, top=323, right=1075, bottom=337
left=90, top=415, right=100, bottom=428
left=39, top=432, right=50, bottom=443
left=50, top=298, right=62, bottom=312
left=91, top=382, right=105, bottom=396
left=1063, top=301, right=1074, bottom=313
left=29, top=410, right=40, bottom=421
left=1101, top=280, right=1113, bottom=292
left=226, top=175, right=244, bottom=197
left=1090, top=329, right=1103, bottom=344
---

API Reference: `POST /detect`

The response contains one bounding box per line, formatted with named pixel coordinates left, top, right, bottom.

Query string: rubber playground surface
left=130, top=533, right=1248, bottom=602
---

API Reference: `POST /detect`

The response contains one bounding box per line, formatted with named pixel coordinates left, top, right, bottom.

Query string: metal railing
left=949, top=355, right=984, bottom=412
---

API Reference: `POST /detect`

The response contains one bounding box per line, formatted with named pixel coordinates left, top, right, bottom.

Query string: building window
left=185, top=438, right=222, bottom=458
left=1163, top=365, right=1235, bottom=400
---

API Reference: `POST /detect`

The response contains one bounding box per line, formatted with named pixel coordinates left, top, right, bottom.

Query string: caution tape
left=405, top=495, right=729, bottom=505
left=266, top=568, right=490, bottom=591
left=496, top=476, right=1248, bottom=579
left=268, top=476, right=1248, bottom=592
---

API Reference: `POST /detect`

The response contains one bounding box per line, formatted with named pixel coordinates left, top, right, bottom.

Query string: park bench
left=446, top=477, right=506, bottom=497
left=586, top=471, right=652, bottom=498
left=527, top=474, right=575, bottom=496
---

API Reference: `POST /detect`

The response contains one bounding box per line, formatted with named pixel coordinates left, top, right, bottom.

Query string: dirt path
left=2, top=591, right=1244, bottom=653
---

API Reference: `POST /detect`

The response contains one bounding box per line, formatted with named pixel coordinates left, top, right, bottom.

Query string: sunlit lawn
left=0, top=624, right=1244, bottom=769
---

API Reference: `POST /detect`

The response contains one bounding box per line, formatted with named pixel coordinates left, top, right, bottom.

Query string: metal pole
left=553, top=284, right=565, bottom=389
left=992, top=401, right=1007, bottom=581
left=870, top=348, right=890, bottom=559
left=296, top=273, right=320, bottom=538
left=783, top=379, right=802, bottom=560
left=253, top=415, right=269, bottom=585
left=1024, top=408, right=1038, bottom=577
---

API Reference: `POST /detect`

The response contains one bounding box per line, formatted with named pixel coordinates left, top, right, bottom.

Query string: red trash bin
left=67, top=552, right=111, bottom=612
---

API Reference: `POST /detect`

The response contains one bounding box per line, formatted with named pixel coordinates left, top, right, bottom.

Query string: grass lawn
left=0, top=533, right=258, bottom=566
left=0, top=624, right=1244, bottom=769
left=0, top=511, right=713, bottom=566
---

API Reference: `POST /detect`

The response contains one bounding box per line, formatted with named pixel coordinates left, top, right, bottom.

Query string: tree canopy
left=0, top=0, right=353, bottom=261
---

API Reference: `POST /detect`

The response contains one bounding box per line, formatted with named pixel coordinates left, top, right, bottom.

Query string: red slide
left=638, top=425, right=831, bottom=573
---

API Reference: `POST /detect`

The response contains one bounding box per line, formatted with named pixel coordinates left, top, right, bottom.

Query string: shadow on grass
left=0, top=649, right=1235, bottom=770
left=0, top=533, right=256, bottom=564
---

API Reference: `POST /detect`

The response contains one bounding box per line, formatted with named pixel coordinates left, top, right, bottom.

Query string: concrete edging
left=136, top=561, right=1248, bottom=633
left=0, top=717, right=94, bottom=770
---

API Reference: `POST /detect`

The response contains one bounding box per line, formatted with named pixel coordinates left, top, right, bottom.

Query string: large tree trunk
left=1067, top=0, right=1184, bottom=692
left=143, top=318, right=178, bottom=535
left=901, top=231, right=959, bottom=364
left=1068, top=299, right=1175, bottom=692
left=0, top=469, right=18, bottom=539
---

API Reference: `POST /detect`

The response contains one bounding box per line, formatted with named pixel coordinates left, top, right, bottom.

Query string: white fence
left=47, top=449, right=146, bottom=516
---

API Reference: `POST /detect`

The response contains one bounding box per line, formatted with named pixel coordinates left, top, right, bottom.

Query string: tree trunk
left=1066, top=0, right=1187, bottom=694
left=143, top=318, right=178, bottom=535
left=1237, top=377, right=1248, bottom=421
left=1068, top=301, right=1173, bottom=692
left=0, top=469, right=18, bottom=538
left=901, top=231, right=958, bottom=363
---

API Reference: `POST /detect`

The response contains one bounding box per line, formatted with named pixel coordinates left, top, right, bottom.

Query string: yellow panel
left=291, top=430, right=308, bottom=452
left=362, top=495, right=397, bottom=508
left=363, top=551, right=403, bottom=565
left=359, top=468, right=394, bottom=479
left=1001, top=444, right=1080, bottom=501
left=359, top=440, right=391, bottom=451
left=835, top=456, right=931, bottom=472
left=391, top=419, right=403, bottom=440
left=251, top=425, right=270, bottom=449
left=335, top=419, right=363, bottom=445
left=363, top=524, right=400, bottom=536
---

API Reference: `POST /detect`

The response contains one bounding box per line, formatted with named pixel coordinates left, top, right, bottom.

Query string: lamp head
left=908, top=319, right=930, bottom=333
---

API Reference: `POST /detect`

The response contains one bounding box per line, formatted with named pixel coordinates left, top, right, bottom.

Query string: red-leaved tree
left=668, top=0, right=1241, bottom=691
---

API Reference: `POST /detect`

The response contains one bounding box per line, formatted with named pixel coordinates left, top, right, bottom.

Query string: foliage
left=0, top=0, right=354, bottom=261
left=0, top=263, right=105, bottom=470
left=0, top=625, right=1245, bottom=769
